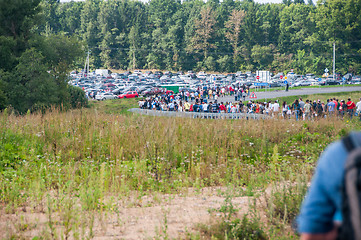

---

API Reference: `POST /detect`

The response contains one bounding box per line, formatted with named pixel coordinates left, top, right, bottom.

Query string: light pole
left=333, top=42, right=335, bottom=81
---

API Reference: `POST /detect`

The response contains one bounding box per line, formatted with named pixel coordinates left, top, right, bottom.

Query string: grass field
left=258, top=91, right=361, bottom=105
left=253, top=84, right=360, bottom=92
left=1, top=98, right=360, bottom=239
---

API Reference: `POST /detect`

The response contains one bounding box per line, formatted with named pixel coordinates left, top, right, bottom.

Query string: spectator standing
left=265, top=102, right=271, bottom=115
left=169, top=101, right=175, bottom=111
left=316, top=99, right=323, bottom=118
left=208, top=89, right=213, bottom=99
left=356, top=97, right=361, bottom=120
left=292, top=99, right=301, bottom=121
left=304, top=100, right=312, bottom=120
left=346, top=98, right=356, bottom=119
left=255, top=102, right=260, bottom=113
left=212, top=101, right=219, bottom=113
left=184, top=101, right=190, bottom=111
left=268, top=100, right=273, bottom=108
left=339, top=100, right=347, bottom=118
left=327, top=99, right=336, bottom=117
left=219, top=102, right=226, bottom=113
left=299, top=98, right=305, bottom=111
left=238, top=101, right=244, bottom=113
left=202, top=102, right=209, bottom=113
left=259, top=102, right=265, bottom=114
left=282, top=101, right=288, bottom=118
left=272, top=100, right=280, bottom=116
left=190, top=92, right=195, bottom=101
left=335, top=99, right=341, bottom=117
left=231, top=103, right=237, bottom=113
left=193, top=102, right=199, bottom=112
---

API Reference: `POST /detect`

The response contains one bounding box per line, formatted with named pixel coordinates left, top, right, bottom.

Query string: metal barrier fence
left=129, top=108, right=270, bottom=120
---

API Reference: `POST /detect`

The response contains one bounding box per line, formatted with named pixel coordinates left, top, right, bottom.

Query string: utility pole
left=333, top=42, right=335, bottom=81
left=87, top=50, right=90, bottom=78
left=83, top=50, right=91, bottom=79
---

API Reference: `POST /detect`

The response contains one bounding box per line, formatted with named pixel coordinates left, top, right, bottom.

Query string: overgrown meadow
left=1, top=100, right=360, bottom=239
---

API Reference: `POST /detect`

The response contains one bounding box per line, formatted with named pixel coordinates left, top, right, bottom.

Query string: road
left=219, top=86, right=361, bottom=102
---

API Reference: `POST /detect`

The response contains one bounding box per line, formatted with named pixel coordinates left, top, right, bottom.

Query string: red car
left=118, top=91, right=139, bottom=99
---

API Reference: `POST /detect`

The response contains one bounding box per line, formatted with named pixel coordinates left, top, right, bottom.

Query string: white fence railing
left=129, top=108, right=270, bottom=120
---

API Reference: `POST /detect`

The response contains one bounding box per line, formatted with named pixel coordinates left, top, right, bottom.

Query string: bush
left=68, top=85, right=88, bottom=109
left=197, top=215, right=267, bottom=240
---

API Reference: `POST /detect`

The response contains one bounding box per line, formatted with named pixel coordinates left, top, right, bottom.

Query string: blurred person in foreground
left=297, top=132, right=361, bottom=240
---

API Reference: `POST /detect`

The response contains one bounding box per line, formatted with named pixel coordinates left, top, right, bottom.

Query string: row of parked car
left=94, top=91, right=140, bottom=101
left=69, top=70, right=361, bottom=100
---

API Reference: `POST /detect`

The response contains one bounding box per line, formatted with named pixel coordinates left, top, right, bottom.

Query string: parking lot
left=69, top=70, right=361, bottom=101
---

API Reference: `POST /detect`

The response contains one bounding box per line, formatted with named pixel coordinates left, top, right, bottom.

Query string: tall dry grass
left=0, top=107, right=359, bottom=238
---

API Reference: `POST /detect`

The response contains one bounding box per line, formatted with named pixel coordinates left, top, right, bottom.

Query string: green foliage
left=6, top=48, right=58, bottom=113
left=0, top=1, right=84, bottom=113
left=0, top=0, right=41, bottom=38
left=197, top=215, right=267, bottom=240
left=0, top=36, right=17, bottom=71
left=0, top=106, right=360, bottom=238
left=0, top=73, right=7, bottom=110
left=266, top=180, right=308, bottom=225
left=68, top=85, right=88, bottom=109
left=36, top=0, right=361, bottom=74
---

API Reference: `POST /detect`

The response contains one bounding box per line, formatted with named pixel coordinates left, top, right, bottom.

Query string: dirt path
left=1, top=187, right=251, bottom=239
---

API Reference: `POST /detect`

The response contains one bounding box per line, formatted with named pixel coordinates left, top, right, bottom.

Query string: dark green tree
left=294, top=0, right=305, bottom=4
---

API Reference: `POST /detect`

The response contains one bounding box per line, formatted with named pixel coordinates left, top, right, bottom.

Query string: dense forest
left=0, top=0, right=87, bottom=113
left=0, top=0, right=361, bottom=113
left=42, top=0, right=361, bottom=75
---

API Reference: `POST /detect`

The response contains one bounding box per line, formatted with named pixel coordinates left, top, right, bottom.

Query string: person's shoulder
left=317, top=139, right=347, bottom=171
left=318, top=132, right=361, bottom=170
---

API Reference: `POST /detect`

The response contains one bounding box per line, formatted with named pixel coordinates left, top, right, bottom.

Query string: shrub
left=196, top=215, right=267, bottom=240
left=68, top=85, right=88, bottom=109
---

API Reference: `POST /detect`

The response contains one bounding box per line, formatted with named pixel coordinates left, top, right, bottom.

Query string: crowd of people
left=138, top=88, right=361, bottom=120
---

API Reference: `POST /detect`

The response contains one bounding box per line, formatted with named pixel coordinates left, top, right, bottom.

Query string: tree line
left=1, top=0, right=360, bottom=113
left=42, top=0, right=361, bottom=75
left=0, top=0, right=87, bottom=113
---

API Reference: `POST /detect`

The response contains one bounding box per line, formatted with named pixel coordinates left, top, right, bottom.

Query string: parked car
left=179, top=87, right=196, bottom=93
left=95, top=92, right=117, bottom=101
left=306, top=73, right=315, bottom=79
left=293, top=80, right=312, bottom=87
left=197, top=71, right=207, bottom=79
left=325, top=79, right=340, bottom=85
left=310, top=80, right=320, bottom=86
left=141, top=87, right=165, bottom=97
left=118, top=91, right=139, bottom=99
left=343, top=73, right=353, bottom=82
left=269, top=81, right=282, bottom=88
left=112, top=87, right=127, bottom=95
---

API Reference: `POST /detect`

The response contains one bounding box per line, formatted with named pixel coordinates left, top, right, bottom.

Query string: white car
left=197, top=71, right=207, bottom=79
left=95, top=92, right=117, bottom=101
left=293, top=80, right=312, bottom=87
left=310, top=80, right=320, bottom=86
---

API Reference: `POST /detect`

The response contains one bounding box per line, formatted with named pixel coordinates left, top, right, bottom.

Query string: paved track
left=219, top=86, right=361, bottom=102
